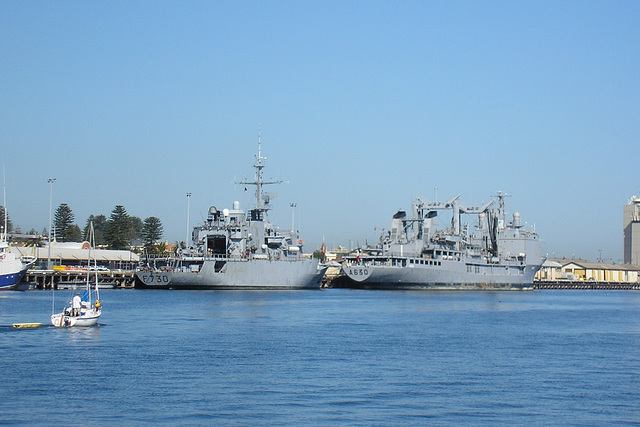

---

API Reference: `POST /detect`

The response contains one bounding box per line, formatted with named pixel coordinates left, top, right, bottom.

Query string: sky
left=2, top=1, right=639, bottom=262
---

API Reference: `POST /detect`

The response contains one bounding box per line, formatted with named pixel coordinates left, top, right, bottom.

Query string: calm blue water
left=2, top=289, right=640, bottom=425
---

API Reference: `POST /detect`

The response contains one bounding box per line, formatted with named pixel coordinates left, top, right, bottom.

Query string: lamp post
left=290, top=203, right=297, bottom=233
left=185, top=192, right=191, bottom=248
left=47, top=178, right=56, bottom=270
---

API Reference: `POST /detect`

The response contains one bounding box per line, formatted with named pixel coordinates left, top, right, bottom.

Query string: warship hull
left=136, top=258, right=325, bottom=289
left=335, top=258, right=538, bottom=290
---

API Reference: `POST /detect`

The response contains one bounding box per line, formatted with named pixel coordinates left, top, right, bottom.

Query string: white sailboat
left=51, top=223, right=102, bottom=328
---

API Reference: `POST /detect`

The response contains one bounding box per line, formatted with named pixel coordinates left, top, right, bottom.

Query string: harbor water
left=2, top=289, right=640, bottom=425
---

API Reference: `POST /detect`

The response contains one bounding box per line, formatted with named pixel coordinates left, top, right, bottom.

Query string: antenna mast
left=236, top=125, right=282, bottom=213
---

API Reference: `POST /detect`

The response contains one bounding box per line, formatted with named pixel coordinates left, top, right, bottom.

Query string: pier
left=534, top=281, right=640, bottom=290
left=23, top=270, right=136, bottom=290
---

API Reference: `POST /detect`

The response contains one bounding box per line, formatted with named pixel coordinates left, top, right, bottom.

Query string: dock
left=23, top=270, right=136, bottom=290
left=534, top=281, right=640, bottom=290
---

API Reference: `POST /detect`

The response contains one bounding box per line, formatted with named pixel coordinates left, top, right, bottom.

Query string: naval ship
left=334, top=192, right=543, bottom=290
left=136, top=136, right=326, bottom=289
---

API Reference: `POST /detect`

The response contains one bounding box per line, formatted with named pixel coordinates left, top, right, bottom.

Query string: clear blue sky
left=2, top=1, right=639, bottom=262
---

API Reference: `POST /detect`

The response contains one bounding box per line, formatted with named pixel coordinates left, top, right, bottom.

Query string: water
left=2, top=289, right=640, bottom=425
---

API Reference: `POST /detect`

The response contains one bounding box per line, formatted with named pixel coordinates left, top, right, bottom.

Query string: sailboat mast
left=91, top=222, right=99, bottom=302
left=2, top=164, right=6, bottom=242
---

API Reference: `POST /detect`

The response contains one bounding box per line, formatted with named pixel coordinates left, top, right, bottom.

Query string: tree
left=141, top=216, right=163, bottom=252
left=128, top=216, right=143, bottom=241
left=312, top=249, right=327, bottom=263
left=105, top=205, right=131, bottom=250
left=67, top=224, right=82, bottom=242
left=54, top=203, right=80, bottom=242
left=0, top=206, right=13, bottom=234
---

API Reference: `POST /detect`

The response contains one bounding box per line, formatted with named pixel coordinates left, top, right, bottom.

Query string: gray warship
left=334, top=192, right=543, bottom=290
left=136, top=136, right=326, bottom=289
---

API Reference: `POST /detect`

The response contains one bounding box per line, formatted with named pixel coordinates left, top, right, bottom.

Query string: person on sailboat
left=72, top=293, right=82, bottom=316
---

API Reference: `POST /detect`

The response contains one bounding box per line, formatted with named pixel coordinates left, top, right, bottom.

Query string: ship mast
left=493, top=191, right=510, bottom=228
left=236, top=127, right=282, bottom=215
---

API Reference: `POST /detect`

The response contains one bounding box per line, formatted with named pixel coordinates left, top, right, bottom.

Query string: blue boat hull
left=0, top=266, right=29, bottom=291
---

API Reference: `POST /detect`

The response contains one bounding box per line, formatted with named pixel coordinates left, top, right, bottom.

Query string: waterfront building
left=536, top=258, right=640, bottom=283
left=536, top=259, right=563, bottom=281
left=623, top=196, right=640, bottom=266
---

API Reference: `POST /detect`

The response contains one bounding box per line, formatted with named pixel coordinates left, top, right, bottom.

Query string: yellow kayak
left=12, top=323, right=42, bottom=329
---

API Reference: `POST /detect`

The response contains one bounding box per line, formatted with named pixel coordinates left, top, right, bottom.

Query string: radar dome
left=513, top=212, right=521, bottom=227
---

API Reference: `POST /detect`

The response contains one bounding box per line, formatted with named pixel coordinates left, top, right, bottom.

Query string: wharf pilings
left=534, top=281, right=640, bottom=290
left=23, top=270, right=136, bottom=290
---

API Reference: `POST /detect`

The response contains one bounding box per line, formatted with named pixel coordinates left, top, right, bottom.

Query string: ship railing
left=345, top=255, right=449, bottom=268
left=176, top=253, right=304, bottom=262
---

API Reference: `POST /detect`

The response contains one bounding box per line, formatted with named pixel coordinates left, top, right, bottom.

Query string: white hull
left=51, top=309, right=100, bottom=328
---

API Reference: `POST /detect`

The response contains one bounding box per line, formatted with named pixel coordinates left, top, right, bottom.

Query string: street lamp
left=47, top=178, right=56, bottom=270
left=185, top=192, right=191, bottom=248
left=290, top=203, right=297, bottom=233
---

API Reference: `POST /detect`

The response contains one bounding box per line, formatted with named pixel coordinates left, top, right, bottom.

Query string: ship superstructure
left=337, top=192, right=543, bottom=290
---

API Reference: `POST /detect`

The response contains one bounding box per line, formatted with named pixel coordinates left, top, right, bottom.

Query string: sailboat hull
left=51, top=310, right=100, bottom=328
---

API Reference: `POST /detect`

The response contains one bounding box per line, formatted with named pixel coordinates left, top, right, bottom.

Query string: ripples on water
left=2, top=289, right=640, bottom=425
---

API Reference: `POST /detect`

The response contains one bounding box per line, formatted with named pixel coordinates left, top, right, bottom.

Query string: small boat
left=12, top=323, right=42, bottom=329
left=51, top=223, right=102, bottom=328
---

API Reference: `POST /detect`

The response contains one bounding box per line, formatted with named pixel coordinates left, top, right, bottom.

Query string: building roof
left=11, top=245, right=139, bottom=263
left=541, top=259, right=563, bottom=268
left=548, top=258, right=640, bottom=272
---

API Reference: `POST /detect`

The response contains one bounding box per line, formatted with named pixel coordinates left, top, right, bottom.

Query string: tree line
left=1, top=204, right=165, bottom=254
